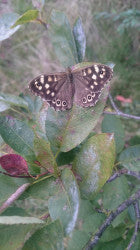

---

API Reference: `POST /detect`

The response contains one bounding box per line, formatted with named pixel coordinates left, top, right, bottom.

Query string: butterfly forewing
left=29, top=63, right=113, bottom=110
left=72, top=64, right=113, bottom=107
left=29, top=72, right=73, bottom=110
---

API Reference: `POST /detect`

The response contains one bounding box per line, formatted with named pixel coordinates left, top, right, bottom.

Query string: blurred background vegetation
left=0, top=0, right=140, bottom=141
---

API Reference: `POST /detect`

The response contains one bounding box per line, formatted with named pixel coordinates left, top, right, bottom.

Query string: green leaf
left=0, top=175, right=20, bottom=204
left=45, top=67, right=111, bottom=153
left=67, top=211, right=104, bottom=250
left=73, top=133, right=115, bottom=199
left=100, top=225, right=125, bottom=242
left=78, top=199, right=94, bottom=219
left=0, top=116, right=36, bottom=163
left=0, top=93, right=28, bottom=110
left=34, top=96, right=43, bottom=113
left=1, top=207, right=28, bottom=217
left=94, top=238, right=126, bottom=250
left=119, top=145, right=140, bottom=171
left=48, top=9, right=78, bottom=67
left=0, top=216, right=44, bottom=224
left=20, top=94, right=43, bottom=113
left=0, top=99, right=10, bottom=112
left=67, top=230, right=89, bottom=250
left=128, top=204, right=137, bottom=223
left=0, top=135, right=4, bottom=147
left=102, top=175, right=129, bottom=227
left=82, top=213, right=105, bottom=234
left=0, top=216, right=43, bottom=250
left=129, top=136, right=140, bottom=146
left=0, top=174, right=30, bottom=206
left=103, top=175, right=129, bottom=209
left=102, top=114, right=125, bottom=154
left=23, top=220, right=64, bottom=250
left=25, top=176, right=61, bottom=200
left=0, top=13, right=20, bottom=41
left=34, top=136, right=57, bottom=172
left=56, top=147, right=78, bottom=166
left=48, top=168, right=80, bottom=235
left=95, top=230, right=140, bottom=250
left=73, top=17, right=86, bottom=62
left=12, top=10, right=39, bottom=28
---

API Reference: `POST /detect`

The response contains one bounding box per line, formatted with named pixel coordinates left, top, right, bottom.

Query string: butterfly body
left=29, top=63, right=113, bottom=111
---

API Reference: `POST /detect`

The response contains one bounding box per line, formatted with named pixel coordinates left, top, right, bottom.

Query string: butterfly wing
left=72, top=64, right=113, bottom=107
left=29, top=72, right=73, bottom=110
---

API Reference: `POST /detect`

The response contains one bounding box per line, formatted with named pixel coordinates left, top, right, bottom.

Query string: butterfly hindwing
left=72, top=64, right=113, bottom=107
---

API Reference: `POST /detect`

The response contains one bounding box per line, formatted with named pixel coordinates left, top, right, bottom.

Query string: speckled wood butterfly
left=29, top=63, right=113, bottom=111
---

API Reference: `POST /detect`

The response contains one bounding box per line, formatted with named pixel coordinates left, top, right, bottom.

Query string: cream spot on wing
left=92, top=74, right=97, bottom=80
left=51, top=92, right=55, bottom=97
left=100, top=74, right=104, bottom=78
left=88, top=68, right=92, bottom=74
left=46, top=90, right=50, bottom=95
left=40, top=75, right=44, bottom=84
left=83, top=70, right=86, bottom=76
left=90, top=85, right=94, bottom=89
left=94, top=81, right=98, bottom=85
left=45, top=83, right=50, bottom=89
left=92, top=93, right=95, bottom=98
left=94, top=100, right=97, bottom=105
left=54, top=76, right=57, bottom=82
left=48, top=76, right=52, bottom=82
left=34, top=81, right=42, bottom=90
left=94, top=65, right=99, bottom=73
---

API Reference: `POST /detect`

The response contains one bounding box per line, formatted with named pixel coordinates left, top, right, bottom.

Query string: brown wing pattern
left=72, top=64, right=113, bottom=107
left=29, top=63, right=113, bottom=110
left=29, top=73, right=73, bottom=110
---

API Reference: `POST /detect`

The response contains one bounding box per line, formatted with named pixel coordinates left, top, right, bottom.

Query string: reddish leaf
left=0, top=154, right=29, bottom=175
left=116, top=95, right=132, bottom=103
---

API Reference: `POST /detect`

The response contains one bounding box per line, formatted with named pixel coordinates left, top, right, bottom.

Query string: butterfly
left=29, top=63, right=113, bottom=111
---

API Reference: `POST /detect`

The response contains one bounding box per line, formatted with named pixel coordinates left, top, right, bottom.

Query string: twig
left=36, top=18, right=48, bottom=30
left=127, top=201, right=140, bottom=250
left=104, top=93, right=140, bottom=120
left=40, top=213, right=50, bottom=220
left=85, top=189, right=140, bottom=250
left=0, top=171, right=31, bottom=178
left=108, top=93, right=120, bottom=113
left=107, top=169, right=140, bottom=182
left=0, top=170, right=50, bottom=178
left=134, top=201, right=140, bottom=219
left=125, top=170, right=140, bottom=180
left=104, top=110, right=140, bottom=120
left=0, top=183, right=30, bottom=214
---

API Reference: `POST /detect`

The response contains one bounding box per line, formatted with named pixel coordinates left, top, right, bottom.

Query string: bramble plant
left=0, top=4, right=140, bottom=250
